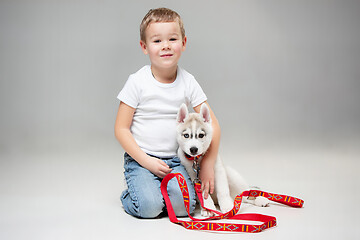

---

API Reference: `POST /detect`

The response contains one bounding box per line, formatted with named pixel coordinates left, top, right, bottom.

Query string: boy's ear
left=182, top=36, right=187, bottom=51
left=177, top=103, right=188, bottom=123
left=140, top=40, right=148, bottom=55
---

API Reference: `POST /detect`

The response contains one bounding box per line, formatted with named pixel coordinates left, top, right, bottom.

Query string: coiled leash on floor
left=160, top=173, right=304, bottom=233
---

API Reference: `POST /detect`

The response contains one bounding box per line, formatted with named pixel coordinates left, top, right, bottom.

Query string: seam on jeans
left=126, top=176, right=140, bottom=211
left=123, top=153, right=140, bottom=213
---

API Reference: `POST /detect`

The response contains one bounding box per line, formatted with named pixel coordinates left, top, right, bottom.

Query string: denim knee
left=121, top=153, right=196, bottom=218
left=167, top=179, right=196, bottom=217
left=138, top=196, right=164, bottom=218
left=122, top=153, right=166, bottom=218
left=121, top=189, right=165, bottom=219
left=171, top=197, right=195, bottom=217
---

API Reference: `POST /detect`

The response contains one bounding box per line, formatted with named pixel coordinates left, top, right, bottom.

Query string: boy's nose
left=162, top=41, right=170, bottom=49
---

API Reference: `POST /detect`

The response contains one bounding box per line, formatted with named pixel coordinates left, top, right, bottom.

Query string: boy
left=115, top=8, right=220, bottom=218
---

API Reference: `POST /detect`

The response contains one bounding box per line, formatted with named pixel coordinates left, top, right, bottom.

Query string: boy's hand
left=199, top=164, right=215, bottom=199
left=144, top=156, right=172, bottom=178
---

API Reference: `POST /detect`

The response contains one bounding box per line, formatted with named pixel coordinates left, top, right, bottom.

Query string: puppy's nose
left=190, top=147, right=198, bottom=155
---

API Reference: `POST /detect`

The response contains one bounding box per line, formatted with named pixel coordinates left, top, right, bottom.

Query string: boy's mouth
left=160, top=54, right=173, bottom=58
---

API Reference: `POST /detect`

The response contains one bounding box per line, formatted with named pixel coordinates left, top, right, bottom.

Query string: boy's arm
left=114, top=102, right=172, bottom=178
left=193, top=101, right=220, bottom=199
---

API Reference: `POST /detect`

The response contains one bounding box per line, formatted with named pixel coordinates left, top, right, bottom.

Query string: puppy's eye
left=198, top=133, right=205, bottom=139
left=183, top=134, right=189, bottom=138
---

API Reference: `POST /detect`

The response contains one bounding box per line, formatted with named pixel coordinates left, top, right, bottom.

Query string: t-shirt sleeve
left=117, top=75, right=139, bottom=108
left=189, top=77, right=207, bottom=108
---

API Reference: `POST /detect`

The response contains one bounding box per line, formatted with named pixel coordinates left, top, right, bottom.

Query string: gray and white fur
left=176, top=103, right=269, bottom=217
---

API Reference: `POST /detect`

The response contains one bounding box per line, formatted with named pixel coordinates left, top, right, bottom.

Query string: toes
left=255, top=196, right=270, bottom=207
left=201, top=208, right=215, bottom=217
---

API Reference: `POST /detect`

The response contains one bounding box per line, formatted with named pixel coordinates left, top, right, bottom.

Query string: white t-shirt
left=117, top=65, right=207, bottom=157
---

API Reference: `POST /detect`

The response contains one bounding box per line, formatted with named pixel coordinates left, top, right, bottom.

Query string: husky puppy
left=176, top=103, right=269, bottom=217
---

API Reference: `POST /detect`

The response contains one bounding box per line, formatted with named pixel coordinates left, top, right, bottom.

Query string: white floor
left=1, top=139, right=359, bottom=240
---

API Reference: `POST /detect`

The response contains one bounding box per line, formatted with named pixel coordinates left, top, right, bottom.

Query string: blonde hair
left=140, top=8, right=185, bottom=42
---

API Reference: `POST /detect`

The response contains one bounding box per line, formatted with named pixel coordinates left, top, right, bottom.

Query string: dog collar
left=184, top=152, right=202, bottom=161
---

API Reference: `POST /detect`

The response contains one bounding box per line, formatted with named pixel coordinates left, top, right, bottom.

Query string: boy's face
left=140, top=21, right=186, bottom=71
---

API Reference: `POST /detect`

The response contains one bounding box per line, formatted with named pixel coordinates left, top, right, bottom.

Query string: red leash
left=160, top=173, right=304, bottom=233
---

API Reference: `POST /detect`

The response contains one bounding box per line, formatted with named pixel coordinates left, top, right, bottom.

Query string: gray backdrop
left=1, top=0, right=359, bottom=154
left=1, top=1, right=360, bottom=239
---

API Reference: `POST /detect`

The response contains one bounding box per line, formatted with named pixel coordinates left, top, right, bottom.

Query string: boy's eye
left=169, top=38, right=177, bottom=41
left=153, top=40, right=161, bottom=43
left=183, top=134, right=189, bottom=138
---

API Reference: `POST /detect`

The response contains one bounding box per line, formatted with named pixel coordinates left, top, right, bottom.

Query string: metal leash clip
left=192, top=159, right=201, bottom=184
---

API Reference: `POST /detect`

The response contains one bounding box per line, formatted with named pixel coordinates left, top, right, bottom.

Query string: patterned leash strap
left=160, top=173, right=304, bottom=233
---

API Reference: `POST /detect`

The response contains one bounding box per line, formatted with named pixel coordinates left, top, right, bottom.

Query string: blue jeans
left=121, top=153, right=196, bottom=218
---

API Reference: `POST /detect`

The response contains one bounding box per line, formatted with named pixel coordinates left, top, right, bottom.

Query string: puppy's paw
left=254, top=196, right=270, bottom=207
left=202, top=194, right=216, bottom=208
left=219, top=198, right=234, bottom=213
left=201, top=195, right=216, bottom=217
left=201, top=208, right=215, bottom=217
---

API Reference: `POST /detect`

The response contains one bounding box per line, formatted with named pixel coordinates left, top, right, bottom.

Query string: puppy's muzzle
left=190, top=147, right=198, bottom=155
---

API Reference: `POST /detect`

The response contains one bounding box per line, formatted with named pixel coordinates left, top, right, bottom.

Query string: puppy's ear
left=200, top=103, right=211, bottom=123
left=177, top=103, right=188, bottom=123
